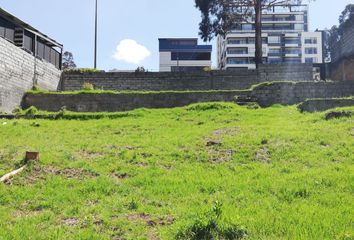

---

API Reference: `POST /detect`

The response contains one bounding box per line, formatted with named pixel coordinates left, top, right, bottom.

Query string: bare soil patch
left=255, top=147, right=271, bottom=163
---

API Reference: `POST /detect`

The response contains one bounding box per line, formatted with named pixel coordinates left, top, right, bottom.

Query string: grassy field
left=0, top=103, right=353, bottom=240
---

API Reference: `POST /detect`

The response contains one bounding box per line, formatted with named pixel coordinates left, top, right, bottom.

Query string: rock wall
left=243, top=81, right=354, bottom=107
left=23, top=82, right=354, bottom=112
left=0, top=37, right=61, bottom=112
left=61, top=64, right=313, bottom=92
left=298, top=98, right=354, bottom=112
left=22, top=91, right=240, bottom=112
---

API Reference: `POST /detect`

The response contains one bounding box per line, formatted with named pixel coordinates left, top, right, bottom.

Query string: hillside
left=0, top=103, right=353, bottom=239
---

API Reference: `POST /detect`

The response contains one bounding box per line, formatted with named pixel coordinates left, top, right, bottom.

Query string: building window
left=268, top=48, right=281, bottom=56
left=227, top=38, right=247, bottom=44
left=284, top=38, right=300, bottom=44
left=171, top=52, right=211, bottom=61
left=23, top=30, right=34, bottom=53
left=284, top=58, right=301, bottom=63
left=285, top=48, right=301, bottom=55
left=305, top=47, right=317, bottom=54
left=304, top=37, right=317, bottom=44
left=171, top=66, right=205, bottom=72
left=305, top=57, right=317, bottom=63
left=268, top=57, right=282, bottom=63
left=268, top=36, right=281, bottom=44
left=0, top=16, right=15, bottom=42
left=227, top=47, right=248, bottom=54
left=242, top=24, right=253, bottom=30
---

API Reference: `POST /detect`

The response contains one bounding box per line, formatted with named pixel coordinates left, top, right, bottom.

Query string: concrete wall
left=61, top=64, right=313, bottom=92
left=298, top=98, right=354, bottom=112
left=22, top=91, right=239, bottom=112
left=241, top=81, right=354, bottom=107
left=23, top=82, right=354, bottom=112
left=0, top=37, right=61, bottom=112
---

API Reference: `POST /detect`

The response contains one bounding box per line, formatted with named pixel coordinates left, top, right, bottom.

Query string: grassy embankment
left=0, top=103, right=353, bottom=239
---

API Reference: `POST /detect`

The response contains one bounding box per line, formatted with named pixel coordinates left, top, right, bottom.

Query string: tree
left=195, top=0, right=310, bottom=68
left=62, top=51, right=77, bottom=69
left=324, top=4, right=354, bottom=62
left=339, top=4, right=354, bottom=25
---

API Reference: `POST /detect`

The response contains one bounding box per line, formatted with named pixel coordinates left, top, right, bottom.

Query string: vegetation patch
left=0, top=104, right=353, bottom=239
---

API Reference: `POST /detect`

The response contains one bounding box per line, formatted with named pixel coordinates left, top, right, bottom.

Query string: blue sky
left=0, top=0, right=352, bottom=70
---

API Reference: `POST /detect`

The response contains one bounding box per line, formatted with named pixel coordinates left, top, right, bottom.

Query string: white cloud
left=113, top=39, right=151, bottom=64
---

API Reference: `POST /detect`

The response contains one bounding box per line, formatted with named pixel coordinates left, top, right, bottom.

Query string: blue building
left=159, top=38, right=212, bottom=72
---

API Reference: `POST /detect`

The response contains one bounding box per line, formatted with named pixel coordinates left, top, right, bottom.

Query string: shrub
left=176, top=201, right=248, bottom=240
left=64, top=68, right=101, bottom=73
left=186, top=103, right=235, bottom=111
left=23, top=106, right=39, bottom=118
left=82, top=83, right=94, bottom=91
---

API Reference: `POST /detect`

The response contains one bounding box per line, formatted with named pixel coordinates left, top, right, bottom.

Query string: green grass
left=0, top=103, right=353, bottom=240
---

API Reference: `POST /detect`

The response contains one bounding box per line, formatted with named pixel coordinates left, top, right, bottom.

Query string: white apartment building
left=217, top=5, right=323, bottom=69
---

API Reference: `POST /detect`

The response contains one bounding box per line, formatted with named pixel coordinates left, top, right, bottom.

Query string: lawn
left=0, top=103, right=353, bottom=240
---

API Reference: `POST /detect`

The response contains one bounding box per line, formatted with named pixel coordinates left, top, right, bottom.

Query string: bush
left=186, top=103, right=236, bottom=111
left=82, top=83, right=94, bottom=91
left=64, top=68, right=101, bottom=73
left=23, top=106, right=39, bottom=118
left=176, top=201, right=248, bottom=240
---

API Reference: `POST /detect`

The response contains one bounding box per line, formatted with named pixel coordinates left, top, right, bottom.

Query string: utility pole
left=94, top=0, right=98, bottom=69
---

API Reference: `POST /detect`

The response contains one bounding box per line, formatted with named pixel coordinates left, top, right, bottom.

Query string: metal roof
left=0, top=7, right=63, bottom=49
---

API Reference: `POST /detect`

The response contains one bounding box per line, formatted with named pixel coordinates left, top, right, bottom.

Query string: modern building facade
left=0, top=8, right=63, bottom=69
left=217, top=4, right=323, bottom=69
left=159, top=38, right=212, bottom=72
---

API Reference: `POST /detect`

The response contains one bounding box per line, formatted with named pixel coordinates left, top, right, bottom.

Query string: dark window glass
left=44, top=45, right=51, bottom=62
left=171, top=52, right=211, bottom=61
left=23, top=31, right=34, bottom=53
left=4, top=27, right=14, bottom=41
left=171, top=66, right=205, bottom=72
left=0, top=26, right=4, bottom=38
left=37, top=41, right=45, bottom=59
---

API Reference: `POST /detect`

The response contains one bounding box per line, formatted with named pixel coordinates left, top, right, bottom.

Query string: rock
left=325, top=111, right=353, bottom=120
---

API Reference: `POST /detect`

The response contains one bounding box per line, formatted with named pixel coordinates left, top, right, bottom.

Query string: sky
left=0, top=0, right=352, bottom=71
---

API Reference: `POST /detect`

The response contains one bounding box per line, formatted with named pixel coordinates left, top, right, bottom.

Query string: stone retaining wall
left=61, top=64, right=313, bottom=91
left=23, top=82, right=354, bottom=112
left=22, top=91, right=239, bottom=112
left=298, top=98, right=354, bottom=112
left=0, top=37, right=61, bottom=112
left=245, top=81, right=354, bottom=107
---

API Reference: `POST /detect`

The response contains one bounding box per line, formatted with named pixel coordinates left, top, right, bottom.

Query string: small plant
left=82, top=82, right=94, bottom=91
left=203, top=66, right=213, bottom=72
left=23, top=106, right=39, bottom=118
left=127, top=199, right=139, bottom=210
left=176, top=201, right=248, bottom=240
left=186, top=103, right=235, bottom=111
left=64, top=68, right=101, bottom=73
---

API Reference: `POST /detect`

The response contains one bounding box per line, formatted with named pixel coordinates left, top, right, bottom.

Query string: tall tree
left=195, top=0, right=310, bottom=68
left=62, top=51, right=77, bottom=69
left=339, top=4, right=354, bottom=25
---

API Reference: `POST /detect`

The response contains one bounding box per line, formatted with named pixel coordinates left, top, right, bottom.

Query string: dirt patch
left=23, top=165, right=99, bottom=184
left=208, top=148, right=234, bottom=163
left=255, top=148, right=270, bottom=163
left=112, top=172, right=130, bottom=179
left=213, top=127, right=240, bottom=137
left=76, top=150, right=104, bottom=159
left=13, top=209, right=42, bottom=218
left=116, top=213, right=174, bottom=227
left=62, top=218, right=80, bottom=227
